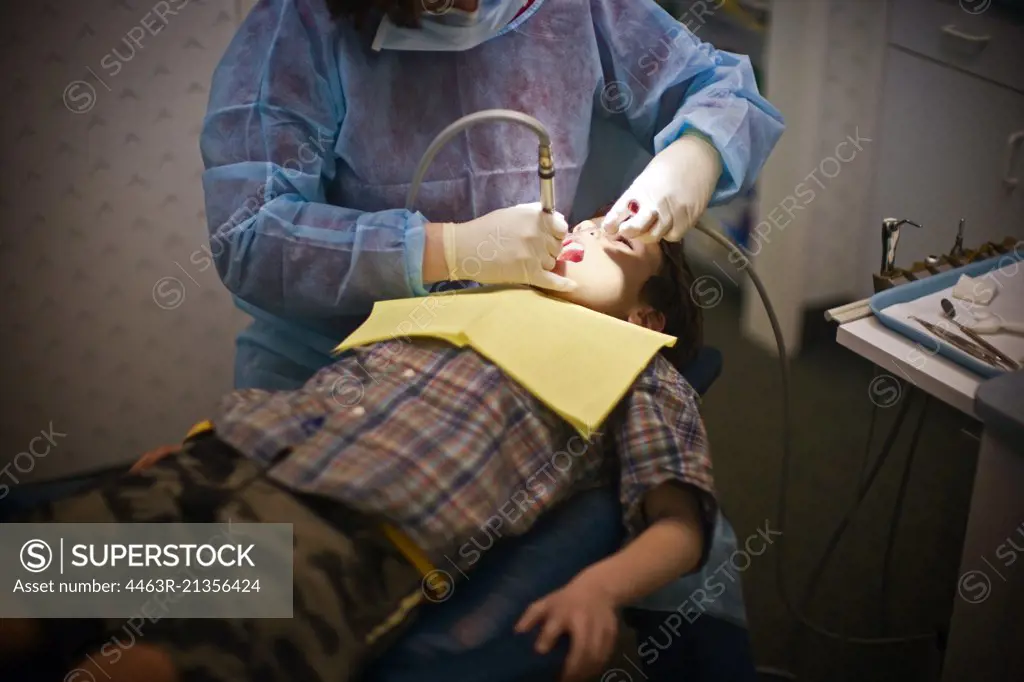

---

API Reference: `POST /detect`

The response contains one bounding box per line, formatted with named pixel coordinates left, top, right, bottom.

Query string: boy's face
left=550, top=218, right=667, bottom=331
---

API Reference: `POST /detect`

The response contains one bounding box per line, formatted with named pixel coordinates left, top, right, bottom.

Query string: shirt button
left=402, top=368, right=415, bottom=378
left=351, top=406, right=366, bottom=417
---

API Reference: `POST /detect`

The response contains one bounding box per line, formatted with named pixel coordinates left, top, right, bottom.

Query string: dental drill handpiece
left=538, top=143, right=556, bottom=214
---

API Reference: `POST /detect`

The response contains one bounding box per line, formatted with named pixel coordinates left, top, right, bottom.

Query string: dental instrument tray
left=869, top=250, right=1024, bottom=378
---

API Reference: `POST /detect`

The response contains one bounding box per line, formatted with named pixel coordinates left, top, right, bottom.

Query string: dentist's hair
left=325, top=0, right=425, bottom=27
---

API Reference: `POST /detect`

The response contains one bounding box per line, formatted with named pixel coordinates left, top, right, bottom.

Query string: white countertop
left=837, top=315, right=982, bottom=418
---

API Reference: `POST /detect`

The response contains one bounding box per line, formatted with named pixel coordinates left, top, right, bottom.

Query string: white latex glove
left=602, top=133, right=723, bottom=243
left=443, top=202, right=576, bottom=292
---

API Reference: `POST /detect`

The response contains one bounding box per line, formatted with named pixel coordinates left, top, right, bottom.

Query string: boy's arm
left=516, top=358, right=715, bottom=680
left=610, top=354, right=717, bottom=588
left=515, top=492, right=704, bottom=682
left=569, top=481, right=705, bottom=606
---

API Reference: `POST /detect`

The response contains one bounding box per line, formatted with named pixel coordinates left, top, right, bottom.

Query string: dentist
left=200, top=0, right=783, bottom=391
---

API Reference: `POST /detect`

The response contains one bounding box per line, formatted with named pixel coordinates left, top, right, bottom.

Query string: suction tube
left=405, top=109, right=556, bottom=214
left=691, top=223, right=936, bottom=650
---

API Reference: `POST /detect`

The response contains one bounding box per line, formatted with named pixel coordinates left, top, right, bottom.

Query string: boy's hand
left=514, top=576, right=619, bottom=682
left=129, top=445, right=179, bottom=474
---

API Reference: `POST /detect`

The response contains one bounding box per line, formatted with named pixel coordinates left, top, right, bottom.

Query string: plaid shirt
left=215, top=339, right=715, bottom=572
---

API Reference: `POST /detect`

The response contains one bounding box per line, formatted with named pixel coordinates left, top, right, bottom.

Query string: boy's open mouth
left=561, top=233, right=635, bottom=253
left=558, top=240, right=585, bottom=263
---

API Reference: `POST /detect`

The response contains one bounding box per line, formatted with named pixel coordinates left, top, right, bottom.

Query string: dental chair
left=0, top=348, right=724, bottom=682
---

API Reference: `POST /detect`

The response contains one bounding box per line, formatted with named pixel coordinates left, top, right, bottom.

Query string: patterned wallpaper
left=0, top=0, right=248, bottom=481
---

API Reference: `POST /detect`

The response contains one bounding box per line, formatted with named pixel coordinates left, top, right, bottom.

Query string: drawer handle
left=1004, top=131, right=1024, bottom=192
left=940, top=24, right=991, bottom=50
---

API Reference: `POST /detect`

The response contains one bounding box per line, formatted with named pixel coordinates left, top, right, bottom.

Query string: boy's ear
left=627, top=306, right=665, bottom=333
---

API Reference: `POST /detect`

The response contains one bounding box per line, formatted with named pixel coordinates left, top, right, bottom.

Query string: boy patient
left=1, top=216, right=713, bottom=682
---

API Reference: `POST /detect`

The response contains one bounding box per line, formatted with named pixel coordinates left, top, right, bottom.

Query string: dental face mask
left=372, top=0, right=533, bottom=52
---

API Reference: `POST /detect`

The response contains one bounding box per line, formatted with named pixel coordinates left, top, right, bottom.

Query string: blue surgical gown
left=200, top=0, right=784, bottom=391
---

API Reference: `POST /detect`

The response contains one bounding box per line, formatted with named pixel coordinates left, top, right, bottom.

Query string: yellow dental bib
left=333, top=287, right=676, bottom=437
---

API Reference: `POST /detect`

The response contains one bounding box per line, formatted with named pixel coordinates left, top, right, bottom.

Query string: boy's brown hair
left=592, top=207, right=704, bottom=375
left=646, top=237, right=704, bottom=375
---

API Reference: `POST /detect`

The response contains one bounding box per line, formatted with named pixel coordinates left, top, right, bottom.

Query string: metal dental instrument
left=950, top=218, right=966, bottom=259
left=406, top=110, right=556, bottom=215
left=940, top=298, right=957, bottom=320
left=910, top=316, right=1012, bottom=369
left=944, top=317, right=1020, bottom=370
left=881, top=218, right=922, bottom=276
left=940, top=298, right=1020, bottom=368
left=910, top=316, right=1004, bottom=367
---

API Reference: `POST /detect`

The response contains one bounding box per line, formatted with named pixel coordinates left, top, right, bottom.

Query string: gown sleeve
left=590, top=0, right=785, bottom=204
left=200, top=0, right=430, bottom=320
